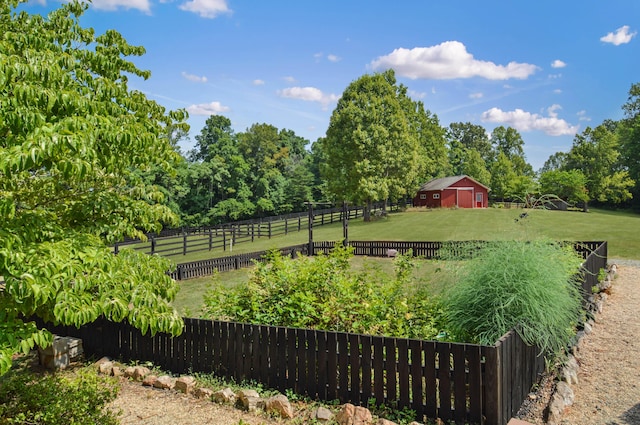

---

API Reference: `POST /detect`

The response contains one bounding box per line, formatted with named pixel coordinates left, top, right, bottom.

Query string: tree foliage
left=565, top=124, right=634, bottom=207
left=0, top=1, right=185, bottom=374
left=322, top=70, right=432, bottom=219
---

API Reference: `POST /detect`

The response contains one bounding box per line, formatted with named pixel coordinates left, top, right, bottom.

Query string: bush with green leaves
left=203, top=244, right=443, bottom=339
left=443, top=240, right=584, bottom=354
left=0, top=365, right=119, bottom=425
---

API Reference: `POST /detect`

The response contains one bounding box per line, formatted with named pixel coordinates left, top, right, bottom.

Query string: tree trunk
left=363, top=200, right=372, bottom=222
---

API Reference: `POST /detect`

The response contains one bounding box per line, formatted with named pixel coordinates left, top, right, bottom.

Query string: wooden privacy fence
left=38, top=316, right=539, bottom=425
left=38, top=240, right=607, bottom=425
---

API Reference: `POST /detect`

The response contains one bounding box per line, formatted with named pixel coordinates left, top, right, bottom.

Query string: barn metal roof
left=418, top=175, right=490, bottom=191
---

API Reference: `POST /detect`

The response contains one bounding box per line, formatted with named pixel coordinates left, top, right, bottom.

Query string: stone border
left=94, top=357, right=430, bottom=425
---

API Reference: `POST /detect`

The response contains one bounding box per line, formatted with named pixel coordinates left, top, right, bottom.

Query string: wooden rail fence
left=115, top=201, right=407, bottom=258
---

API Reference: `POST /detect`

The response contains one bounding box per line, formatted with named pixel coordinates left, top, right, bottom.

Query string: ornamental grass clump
left=444, top=240, right=583, bottom=355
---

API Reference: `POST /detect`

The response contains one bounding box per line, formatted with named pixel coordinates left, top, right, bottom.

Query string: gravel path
left=559, top=263, right=640, bottom=425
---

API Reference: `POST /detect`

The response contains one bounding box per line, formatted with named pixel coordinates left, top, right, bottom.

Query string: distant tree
left=322, top=70, right=424, bottom=220
left=490, top=152, right=517, bottom=201
left=539, top=152, right=568, bottom=174
left=0, top=1, right=184, bottom=374
left=538, top=170, right=588, bottom=205
left=620, top=82, right=640, bottom=210
left=447, top=122, right=494, bottom=164
left=460, top=149, right=491, bottom=186
left=565, top=124, right=634, bottom=209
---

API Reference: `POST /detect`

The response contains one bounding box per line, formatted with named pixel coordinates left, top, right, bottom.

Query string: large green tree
left=322, top=70, right=426, bottom=219
left=565, top=123, right=634, bottom=209
left=0, top=1, right=185, bottom=374
left=620, top=83, right=640, bottom=210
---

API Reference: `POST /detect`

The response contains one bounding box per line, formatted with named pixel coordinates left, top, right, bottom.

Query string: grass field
left=170, top=207, right=640, bottom=315
left=159, top=207, right=640, bottom=262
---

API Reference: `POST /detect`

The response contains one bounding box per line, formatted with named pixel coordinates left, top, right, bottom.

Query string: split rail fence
left=38, top=240, right=607, bottom=425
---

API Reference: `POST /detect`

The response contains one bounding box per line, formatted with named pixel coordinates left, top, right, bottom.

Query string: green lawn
left=160, top=207, right=640, bottom=263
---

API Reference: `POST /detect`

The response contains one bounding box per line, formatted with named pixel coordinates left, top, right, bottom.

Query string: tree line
left=151, top=70, right=640, bottom=226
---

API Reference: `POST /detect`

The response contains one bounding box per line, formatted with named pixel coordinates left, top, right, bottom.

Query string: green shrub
left=202, top=244, right=443, bottom=339
left=443, top=240, right=583, bottom=354
left=0, top=364, right=120, bottom=425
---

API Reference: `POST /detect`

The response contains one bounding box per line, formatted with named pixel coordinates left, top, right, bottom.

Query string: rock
left=194, top=387, right=214, bottom=400
left=153, top=375, right=175, bottom=390
left=562, top=356, right=579, bottom=385
left=132, top=366, right=151, bottom=381
left=175, top=376, right=196, bottom=394
left=507, top=419, right=536, bottom=425
left=124, top=366, right=136, bottom=378
left=111, top=366, right=124, bottom=377
left=142, top=375, right=157, bottom=387
left=237, top=389, right=262, bottom=412
left=387, top=249, right=398, bottom=258
left=547, top=392, right=565, bottom=425
left=94, top=356, right=111, bottom=367
left=315, top=406, right=334, bottom=422
left=408, top=422, right=424, bottom=425
left=555, top=381, right=575, bottom=407
left=98, top=361, right=114, bottom=375
left=583, top=321, right=593, bottom=335
left=376, top=419, right=398, bottom=425
left=265, top=394, right=294, bottom=419
left=213, top=387, right=236, bottom=404
left=335, top=403, right=373, bottom=425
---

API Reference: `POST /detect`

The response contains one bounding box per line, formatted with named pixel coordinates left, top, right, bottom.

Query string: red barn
left=413, top=175, right=489, bottom=208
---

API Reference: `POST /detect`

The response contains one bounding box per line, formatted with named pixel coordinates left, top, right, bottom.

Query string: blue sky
left=25, top=0, right=640, bottom=170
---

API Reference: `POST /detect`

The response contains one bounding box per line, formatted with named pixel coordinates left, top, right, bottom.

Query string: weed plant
left=0, top=361, right=119, bottom=425
left=443, top=240, right=584, bottom=354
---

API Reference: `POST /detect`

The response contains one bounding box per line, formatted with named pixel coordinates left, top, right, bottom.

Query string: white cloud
left=551, top=59, right=566, bottom=68
left=469, top=92, right=483, bottom=99
left=186, top=101, right=229, bottom=115
left=370, top=41, right=539, bottom=80
left=179, top=0, right=230, bottom=18
left=90, top=0, right=151, bottom=12
left=283, top=76, right=297, bottom=83
left=553, top=89, right=562, bottom=94
left=181, top=72, right=207, bottom=83
left=600, top=25, right=637, bottom=45
left=577, top=110, right=592, bottom=122
left=278, top=86, right=339, bottom=109
left=481, top=107, right=579, bottom=136
left=408, top=89, right=426, bottom=99
left=327, top=54, right=341, bottom=62
left=253, top=79, right=265, bottom=86
left=547, top=104, right=562, bottom=118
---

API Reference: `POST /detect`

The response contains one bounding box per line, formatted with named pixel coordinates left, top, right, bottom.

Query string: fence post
left=268, top=221, right=272, bottom=239
left=223, top=229, right=226, bottom=252
left=114, top=242, right=119, bottom=255
left=285, top=217, right=288, bottom=235
left=298, top=216, right=301, bottom=232
left=183, top=232, right=187, bottom=255
left=251, top=223, right=255, bottom=242
left=209, top=229, right=213, bottom=251
left=151, top=236, right=156, bottom=255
